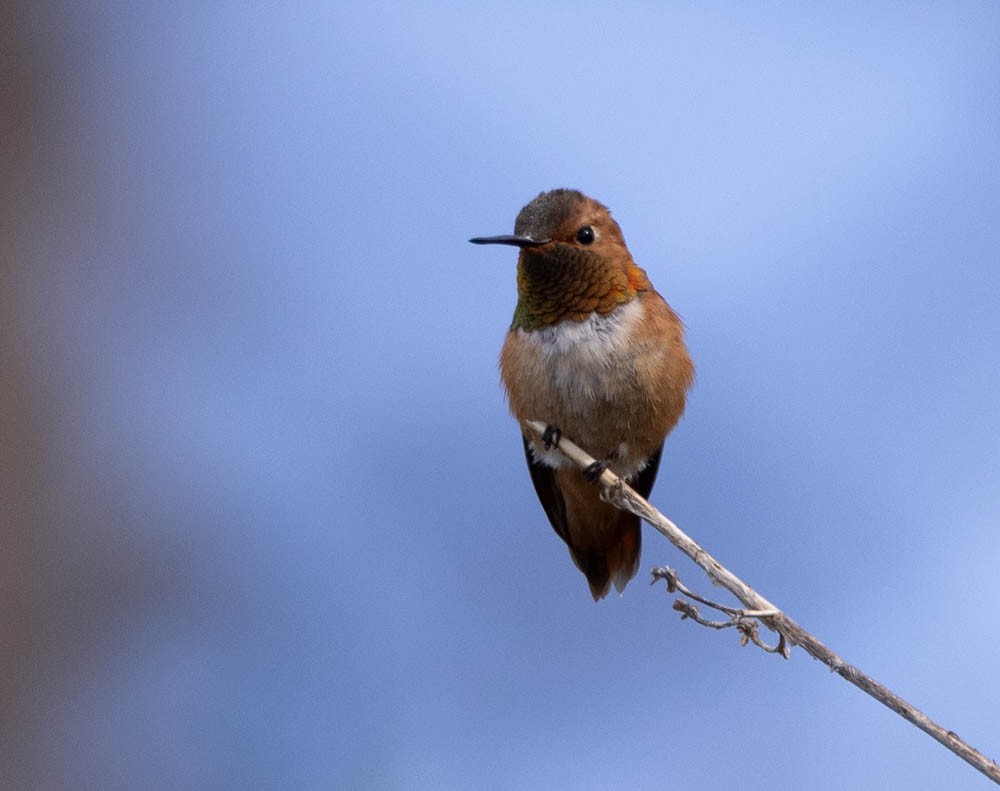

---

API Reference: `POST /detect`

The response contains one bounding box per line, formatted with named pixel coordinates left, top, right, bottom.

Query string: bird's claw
left=583, top=460, right=606, bottom=484
left=541, top=425, right=561, bottom=450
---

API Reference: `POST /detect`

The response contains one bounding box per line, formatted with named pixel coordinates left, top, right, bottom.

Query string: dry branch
left=523, top=419, right=1000, bottom=786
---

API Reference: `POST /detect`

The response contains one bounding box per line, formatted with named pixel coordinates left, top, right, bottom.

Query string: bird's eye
left=576, top=226, right=597, bottom=245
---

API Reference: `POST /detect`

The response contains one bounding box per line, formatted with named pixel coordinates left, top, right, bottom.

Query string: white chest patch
left=522, top=299, right=644, bottom=393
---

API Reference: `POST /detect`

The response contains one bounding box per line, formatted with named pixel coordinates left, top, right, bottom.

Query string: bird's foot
left=583, top=459, right=606, bottom=484
left=541, top=425, right=562, bottom=450
left=583, top=446, right=621, bottom=485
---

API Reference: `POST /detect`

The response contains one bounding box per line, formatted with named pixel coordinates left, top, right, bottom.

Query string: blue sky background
left=3, top=3, right=1000, bottom=789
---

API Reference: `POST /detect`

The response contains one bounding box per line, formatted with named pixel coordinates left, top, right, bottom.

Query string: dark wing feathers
left=631, top=443, right=663, bottom=500
left=521, top=435, right=569, bottom=543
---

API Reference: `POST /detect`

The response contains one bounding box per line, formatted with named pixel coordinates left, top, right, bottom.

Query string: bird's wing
left=521, top=435, right=569, bottom=544
left=631, top=442, right=663, bottom=500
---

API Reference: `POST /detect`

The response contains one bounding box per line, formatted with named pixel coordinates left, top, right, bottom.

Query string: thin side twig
left=523, top=419, right=1000, bottom=786
left=652, top=566, right=788, bottom=655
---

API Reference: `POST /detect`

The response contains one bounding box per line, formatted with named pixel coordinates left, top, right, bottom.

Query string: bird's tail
left=556, top=470, right=642, bottom=600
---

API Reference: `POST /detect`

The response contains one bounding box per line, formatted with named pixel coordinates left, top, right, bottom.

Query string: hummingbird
left=470, top=189, right=694, bottom=601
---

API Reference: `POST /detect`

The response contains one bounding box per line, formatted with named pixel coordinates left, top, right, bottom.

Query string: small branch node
left=598, top=478, right=625, bottom=506
left=650, top=566, right=679, bottom=593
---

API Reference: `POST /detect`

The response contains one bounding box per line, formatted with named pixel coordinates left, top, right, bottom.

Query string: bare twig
left=523, top=419, right=1000, bottom=786
left=651, top=566, right=788, bottom=655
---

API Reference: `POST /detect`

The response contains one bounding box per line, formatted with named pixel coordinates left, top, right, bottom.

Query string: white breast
left=522, top=299, right=644, bottom=400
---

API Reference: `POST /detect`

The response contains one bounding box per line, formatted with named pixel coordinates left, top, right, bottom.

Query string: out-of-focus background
left=3, top=3, right=999, bottom=789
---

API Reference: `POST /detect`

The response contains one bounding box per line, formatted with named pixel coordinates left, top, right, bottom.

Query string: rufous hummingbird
left=471, top=189, right=693, bottom=600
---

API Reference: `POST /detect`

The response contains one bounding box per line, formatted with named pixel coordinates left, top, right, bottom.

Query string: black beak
left=468, top=234, right=549, bottom=247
